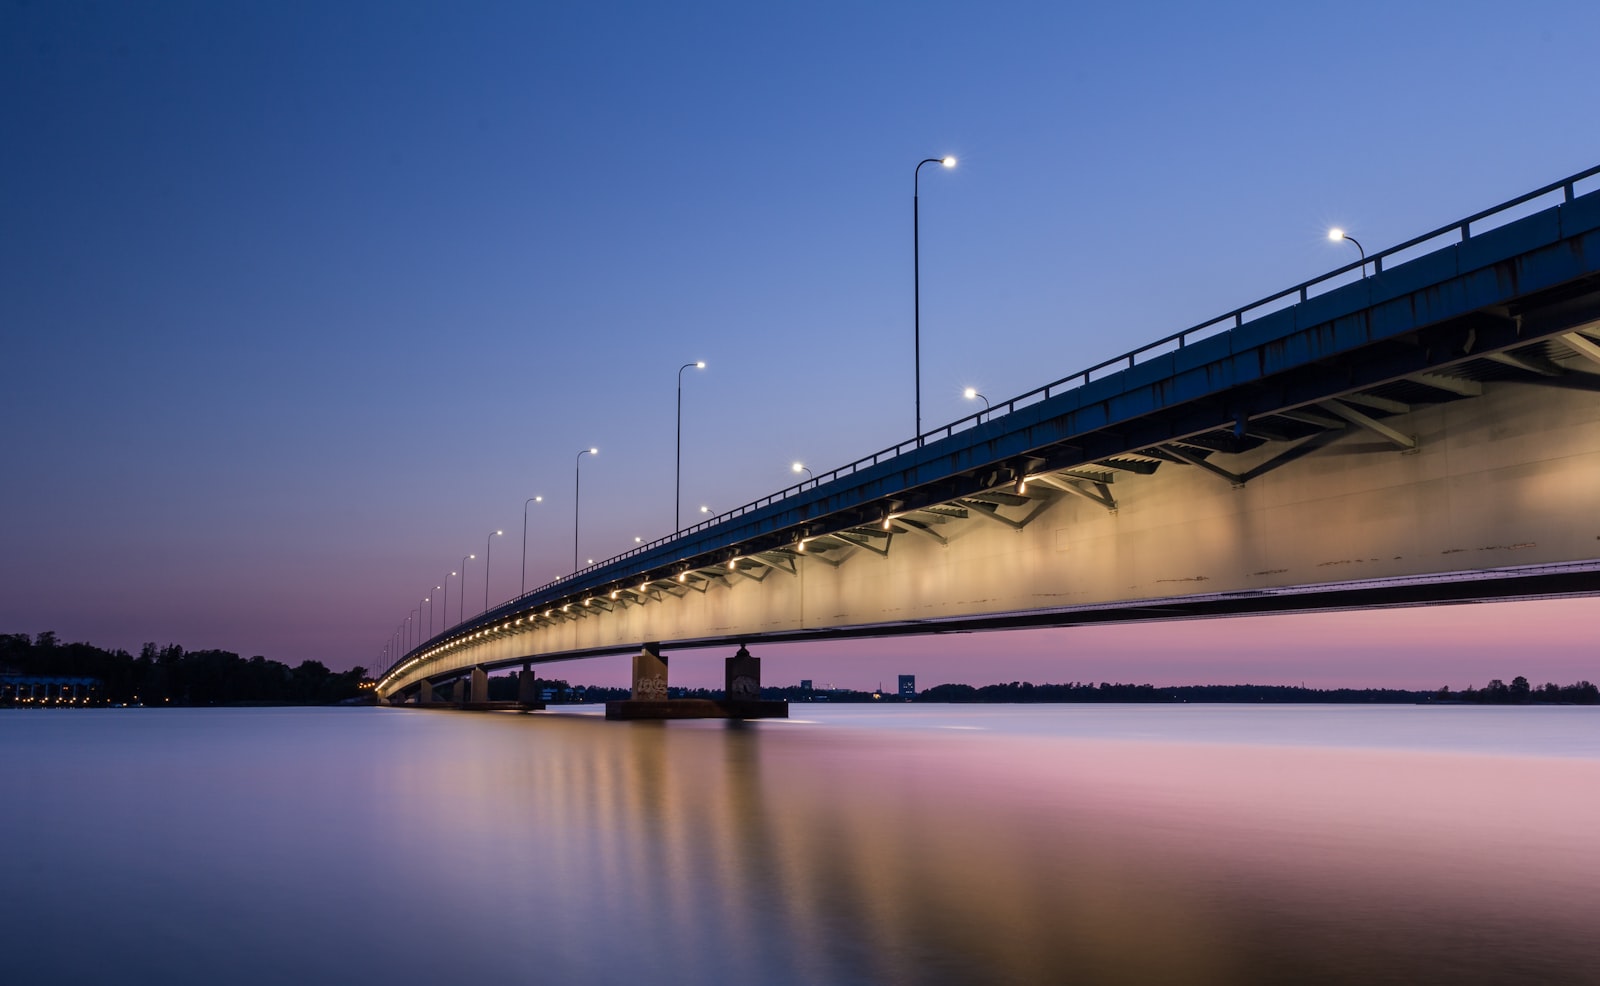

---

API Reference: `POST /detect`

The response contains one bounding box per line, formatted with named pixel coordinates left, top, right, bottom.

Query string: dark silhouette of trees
left=0, top=632, right=367, bottom=706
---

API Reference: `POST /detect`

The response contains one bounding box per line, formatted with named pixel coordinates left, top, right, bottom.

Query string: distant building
left=800, top=679, right=813, bottom=691
left=898, top=675, right=915, bottom=698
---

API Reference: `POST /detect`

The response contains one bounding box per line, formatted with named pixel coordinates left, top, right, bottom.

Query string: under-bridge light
left=678, top=572, right=687, bottom=582
left=610, top=590, right=619, bottom=599
left=727, top=558, right=737, bottom=570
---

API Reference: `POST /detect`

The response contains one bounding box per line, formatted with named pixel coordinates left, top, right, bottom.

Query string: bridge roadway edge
left=378, top=178, right=1600, bottom=699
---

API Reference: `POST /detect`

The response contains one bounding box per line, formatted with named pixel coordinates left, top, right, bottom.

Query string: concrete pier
left=606, top=643, right=786, bottom=720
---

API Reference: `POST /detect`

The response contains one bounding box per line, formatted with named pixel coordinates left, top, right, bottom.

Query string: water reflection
left=2, top=707, right=1596, bottom=985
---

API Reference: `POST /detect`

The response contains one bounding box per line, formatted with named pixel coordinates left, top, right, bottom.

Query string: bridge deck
left=380, top=166, right=1600, bottom=691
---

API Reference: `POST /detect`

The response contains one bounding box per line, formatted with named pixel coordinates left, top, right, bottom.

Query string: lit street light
left=459, top=554, right=475, bottom=624
left=792, top=461, right=814, bottom=484
left=484, top=529, right=502, bottom=614
left=443, top=570, right=457, bottom=630
left=914, top=154, right=957, bottom=444
left=575, top=448, right=597, bottom=572
left=1329, top=228, right=1367, bottom=278
left=521, top=496, right=543, bottom=597
left=964, top=387, right=990, bottom=411
left=676, top=360, right=706, bottom=532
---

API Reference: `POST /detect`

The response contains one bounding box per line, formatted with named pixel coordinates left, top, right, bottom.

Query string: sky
left=3, top=0, right=1597, bottom=690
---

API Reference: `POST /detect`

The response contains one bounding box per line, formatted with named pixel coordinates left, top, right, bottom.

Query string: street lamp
left=443, top=570, right=457, bottom=630
left=574, top=448, right=597, bottom=572
left=421, top=595, right=431, bottom=641
left=914, top=154, right=957, bottom=444
left=484, top=529, right=502, bottom=614
left=459, top=554, right=475, bottom=624
left=964, top=386, right=990, bottom=411
left=1328, top=228, right=1367, bottom=278
left=429, top=586, right=441, bottom=637
left=521, top=496, right=543, bottom=597
left=792, top=461, right=814, bottom=484
left=676, top=360, right=706, bottom=532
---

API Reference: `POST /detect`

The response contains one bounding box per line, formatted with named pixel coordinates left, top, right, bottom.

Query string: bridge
left=376, top=165, right=1600, bottom=710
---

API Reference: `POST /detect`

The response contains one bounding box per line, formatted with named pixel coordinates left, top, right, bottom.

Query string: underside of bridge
left=378, top=171, right=1600, bottom=701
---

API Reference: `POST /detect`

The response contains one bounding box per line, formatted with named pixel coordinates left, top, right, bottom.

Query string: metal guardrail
left=390, top=162, right=1600, bottom=674
left=523, top=165, right=1600, bottom=589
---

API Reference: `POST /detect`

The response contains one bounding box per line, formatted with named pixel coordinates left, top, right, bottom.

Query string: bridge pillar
left=470, top=666, right=489, bottom=704
left=518, top=664, right=540, bottom=706
left=451, top=679, right=466, bottom=705
left=419, top=681, right=434, bottom=705
left=631, top=642, right=669, bottom=701
left=726, top=645, right=761, bottom=701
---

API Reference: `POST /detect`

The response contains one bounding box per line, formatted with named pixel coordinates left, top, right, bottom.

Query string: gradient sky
left=4, top=0, right=1597, bottom=690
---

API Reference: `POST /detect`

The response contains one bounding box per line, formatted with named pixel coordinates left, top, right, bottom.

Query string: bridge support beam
left=470, top=666, right=489, bottom=704
left=419, top=681, right=434, bottom=705
left=631, top=642, right=669, bottom=701
left=607, top=643, right=786, bottom=720
left=518, top=665, right=540, bottom=707
left=451, top=679, right=466, bottom=705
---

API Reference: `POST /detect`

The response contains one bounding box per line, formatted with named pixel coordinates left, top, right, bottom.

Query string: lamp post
left=421, top=595, right=431, bottom=641
left=792, top=461, right=814, bottom=484
left=443, top=570, right=457, bottom=630
left=676, top=361, right=706, bottom=532
left=459, top=554, right=475, bottom=624
left=484, top=529, right=502, bottom=615
left=963, top=386, right=990, bottom=411
left=1329, top=228, right=1367, bottom=278
left=574, top=448, right=596, bottom=572
left=429, top=587, right=441, bottom=637
left=521, top=496, right=543, bottom=597
left=914, top=155, right=957, bottom=444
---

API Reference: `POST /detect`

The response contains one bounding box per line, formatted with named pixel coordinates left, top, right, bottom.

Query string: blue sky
left=3, top=0, right=1597, bottom=688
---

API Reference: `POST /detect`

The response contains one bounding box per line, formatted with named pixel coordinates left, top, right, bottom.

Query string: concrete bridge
left=376, top=165, right=1600, bottom=710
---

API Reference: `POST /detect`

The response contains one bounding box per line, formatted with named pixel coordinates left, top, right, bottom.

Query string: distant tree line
left=912, top=679, right=1600, bottom=704
left=1435, top=677, right=1599, bottom=705
left=492, top=676, right=1600, bottom=705
left=1, top=632, right=368, bottom=706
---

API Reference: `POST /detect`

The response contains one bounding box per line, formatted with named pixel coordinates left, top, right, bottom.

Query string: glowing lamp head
left=700, top=505, right=710, bottom=514
left=695, top=361, right=706, bottom=369
left=494, top=530, right=503, bottom=536
left=941, top=156, right=957, bottom=168
left=589, top=447, right=598, bottom=455
left=792, top=462, right=805, bottom=473
left=963, top=387, right=977, bottom=400
left=1328, top=228, right=1346, bottom=242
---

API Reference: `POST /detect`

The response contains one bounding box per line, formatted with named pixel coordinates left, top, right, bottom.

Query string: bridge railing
left=519, top=165, right=1600, bottom=591
left=396, top=163, right=1600, bottom=673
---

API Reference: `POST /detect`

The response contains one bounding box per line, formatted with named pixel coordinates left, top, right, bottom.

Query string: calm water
left=4, top=704, right=1599, bottom=985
